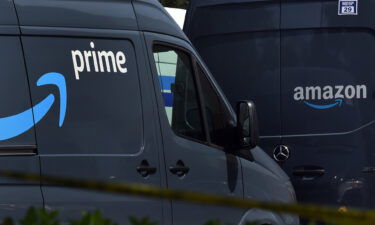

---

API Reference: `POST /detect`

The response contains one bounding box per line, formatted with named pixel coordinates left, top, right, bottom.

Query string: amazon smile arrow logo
left=0, top=72, right=67, bottom=141
left=294, top=84, right=367, bottom=110
left=304, top=99, right=343, bottom=110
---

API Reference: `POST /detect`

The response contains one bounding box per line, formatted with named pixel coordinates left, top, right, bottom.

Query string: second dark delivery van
left=185, top=0, right=375, bottom=209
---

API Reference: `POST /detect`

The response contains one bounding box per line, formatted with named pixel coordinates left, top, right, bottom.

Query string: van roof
left=1, top=0, right=188, bottom=41
left=184, top=0, right=278, bottom=39
left=133, top=0, right=188, bottom=41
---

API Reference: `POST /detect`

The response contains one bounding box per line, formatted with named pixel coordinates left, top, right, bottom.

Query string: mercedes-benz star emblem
left=273, top=145, right=290, bottom=162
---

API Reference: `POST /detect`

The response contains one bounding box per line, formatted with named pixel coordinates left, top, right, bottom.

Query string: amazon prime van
left=0, top=0, right=297, bottom=225
left=184, top=0, right=375, bottom=209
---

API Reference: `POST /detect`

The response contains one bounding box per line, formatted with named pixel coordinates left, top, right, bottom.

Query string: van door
left=144, top=32, right=244, bottom=225
left=0, top=26, right=43, bottom=219
left=20, top=30, right=163, bottom=224
left=281, top=0, right=375, bottom=208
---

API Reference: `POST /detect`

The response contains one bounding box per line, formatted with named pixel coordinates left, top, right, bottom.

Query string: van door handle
left=292, top=166, right=325, bottom=177
left=136, top=160, right=157, bottom=177
left=293, top=169, right=325, bottom=176
left=169, top=160, right=189, bottom=177
left=362, top=167, right=375, bottom=173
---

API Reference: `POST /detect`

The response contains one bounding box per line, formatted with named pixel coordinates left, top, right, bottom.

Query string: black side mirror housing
left=236, top=100, right=260, bottom=149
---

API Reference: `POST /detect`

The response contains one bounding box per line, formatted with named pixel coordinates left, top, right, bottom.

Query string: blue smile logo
left=0, top=72, right=67, bottom=141
left=304, top=99, right=343, bottom=110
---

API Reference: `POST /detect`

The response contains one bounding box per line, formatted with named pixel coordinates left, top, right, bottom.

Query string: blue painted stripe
left=162, top=92, right=173, bottom=107
left=158, top=75, right=175, bottom=91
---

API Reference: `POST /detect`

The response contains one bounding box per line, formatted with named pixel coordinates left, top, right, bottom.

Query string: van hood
left=251, top=147, right=290, bottom=183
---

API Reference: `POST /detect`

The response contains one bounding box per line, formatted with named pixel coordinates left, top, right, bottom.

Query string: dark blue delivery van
left=184, top=0, right=375, bottom=209
left=0, top=0, right=298, bottom=225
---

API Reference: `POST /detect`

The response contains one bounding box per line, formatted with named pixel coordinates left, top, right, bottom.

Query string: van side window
left=195, top=64, right=235, bottom=148
left=153, top=45, right=206, bottom=142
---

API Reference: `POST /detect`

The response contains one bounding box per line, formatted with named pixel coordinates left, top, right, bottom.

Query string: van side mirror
left=237, top=100, right=260, bottom=149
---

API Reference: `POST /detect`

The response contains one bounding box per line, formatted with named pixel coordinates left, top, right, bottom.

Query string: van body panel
left=13, top=0, right=137, bottom=30
left=0, top=26, right=19, bottom=35
left=186, top=0, right=375, bottom=209
left=133, top=0, right=188, bottom=41
left=0, top=185, right=43, bottom=220
left=280, top=1, right=322, bottom=29
left=22, top=35, right=144, bottom=155
left=0, top=35, right=43, bottom=219
left=0, top=36, right=36, bottom=146
left=0, top=156, right=43, bottom=219
left=21, top=30, right=163, bottom=223
left=0, top=0, right=18, bottom=26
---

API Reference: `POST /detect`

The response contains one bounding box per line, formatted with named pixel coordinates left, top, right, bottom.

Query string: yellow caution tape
left=0, top=170, right=374, bottom=225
